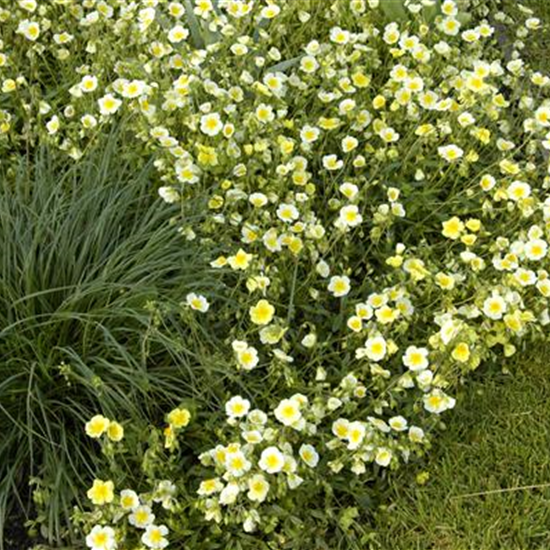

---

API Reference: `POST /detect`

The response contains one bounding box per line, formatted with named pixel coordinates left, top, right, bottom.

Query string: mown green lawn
left=374, top=349, right=550, bottom=550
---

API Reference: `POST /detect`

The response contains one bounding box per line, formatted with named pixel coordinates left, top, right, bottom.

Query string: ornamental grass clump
left=0, top=0, right=549, bottom=548
left=0, top=140, right=228, bottom=547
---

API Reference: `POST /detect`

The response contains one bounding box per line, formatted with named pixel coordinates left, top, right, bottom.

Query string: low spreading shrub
left=0, top=0, right=549, bottom=548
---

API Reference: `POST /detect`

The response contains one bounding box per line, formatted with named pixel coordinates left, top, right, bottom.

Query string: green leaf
left=380, top=0, right=408, bottom=21
left=456, top=11, right=473, bottom=25
left=183, top=0, right=205, bottom=49
left=338, top=506, right=360, bottom=531
left=266, top=55, right=304, bottom=74
left=253, top=16, right=271, bottom=43
left=422, top=0, right=441, bottom=23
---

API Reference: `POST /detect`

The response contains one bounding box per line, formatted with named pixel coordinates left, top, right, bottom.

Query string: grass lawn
left=375, top=350, right=550, bottom=550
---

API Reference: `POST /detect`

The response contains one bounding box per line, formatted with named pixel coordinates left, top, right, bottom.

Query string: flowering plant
left=1, top=0, right=549, bottom=547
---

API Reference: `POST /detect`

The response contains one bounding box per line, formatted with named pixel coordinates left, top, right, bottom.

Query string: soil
left=3, top=506, right=35, bottom=550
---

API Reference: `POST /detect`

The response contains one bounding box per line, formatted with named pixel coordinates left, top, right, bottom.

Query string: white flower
left=197, top=478, right=223, bottom=496
left=375, top=447, right=392, bottom=467
left=408, top=426, right=425, bottom=443
left=483, top=294, right=507, bottom=320
left=417, top=369, right=434, bottom=388
left=514, top=268, right=536, bottom=287
left=200, top=112, right=223, bottom=136
left=378, top=127, right=400, bottom=142
left=243, top=513, right=259, bottom=533
left=328, top=275, right=351, bottom=297
left=440, top=16, right=461, bottom=36
left=152, top=481, right=176, bottom=509
left=302, top=333, right=317, bottom=348
left=46, top=116, right=60, bottom=135
left=225, top=396, right=251, bottom=419
left=322, top=154, right=344, bottom=171
left=438, top=144, right=464, bottom=162
left=158, top=186, right=180, bottom=203
left=332, top=418, right=350, bottom=439
left=341, top=136, right=359, bottom=152
left=186, top=292, right=210, bottom=312
left=121, top=79, right=147, bottom=99
left=402, top=346, right=429, bottom=371
left=440, top=319, right=459, bottom=345
left=507, top=180, right=531, bottom=201
left=259, top=446, right=285, bottom=474
left=423, top=390, right=456, bottom=414
left=364, top=335, right=387, bottom=362
left=235, top=345, right=259, bottom=371
left=138, top=7, right=156, bottom=30
left=242, top=429, right=263, bottom=444
left=194, top=0, right=214, bottom=18
left=80, top=75, right=98, bottom=93
left=176, top=162, right=200, bottom=184
left=141, top=525, right=169, bottom=549
left=339, top=182, right=359, bottom=199
left=225, top=450, right=252, bottom=477
left=81, top=114, right=98, bottom=129
left=274, top=398, right=302, bottom=427
left=330, top=26, right=351, bottom=45
left=369, top=417, right=391, bottom=433
left=19, top=0, right=37, bottom=12
left=300, top=125, right=320, bottom=143
left=383, top=22, right=400, bottom=44
left=300, top=55, right=319, bottom=74
left=535, top=105, right=550, bottom=127
left=255, top=103, right=275, bottom=123
left=273, top=348, right=294, bottom=363
left=525, top=239, right=548, bottom=261
left=119, top=489, right=140, bottom=511
left=219, top=482, right=240, bottom=505
left=247, top=474, right=270, bottom=502
left=129, top=505, right=155, bottom=529
left=346, top=421, right=366, bottom=450
left=168, top=2, right=185, bottom=17
left=248, top=409, right=268, bottom=425
left=337, top=205, right=363, bottom=228
left=389, top=416, right=408, bottom=432
left=86, top=525, right=117, bottom=550
left=287, top=472, right=304, bottom=489
left=480, top=174, right=496, bottom=191
left=98, top=94, right=122, bottom=116
left=17, top=19, right=40, bottom=41
left=276, top=203, right=299, bottom=222
left=263, top=72, right=287, bottom=96
left=316, top=260, right=330, bottom=278
left=249, top=192, right=268, bottom=207
left=458, top=112, right=475, bottom=127
left=168, top=24, right=189, bottom=43
left=299, top=444, right=319, bottom=467
left=261, top=4, right=281, bottom=18
left=441, top=0, right=458, bottom=16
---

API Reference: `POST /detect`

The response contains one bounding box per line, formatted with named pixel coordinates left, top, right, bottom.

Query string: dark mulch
left=3, top=505, right=35, bottom=550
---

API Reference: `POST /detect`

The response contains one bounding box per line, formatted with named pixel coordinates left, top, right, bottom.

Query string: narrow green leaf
left=183, top=0, right=205, bottom=49
left=380, top=0, right=408, bottom=21
left=422, top=0, right=441, bottom=23
left=266, top=54, right=304, bottom=74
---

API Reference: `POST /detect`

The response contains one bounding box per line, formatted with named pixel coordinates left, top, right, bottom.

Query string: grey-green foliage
left=0, top=136, right=229, bottom=547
